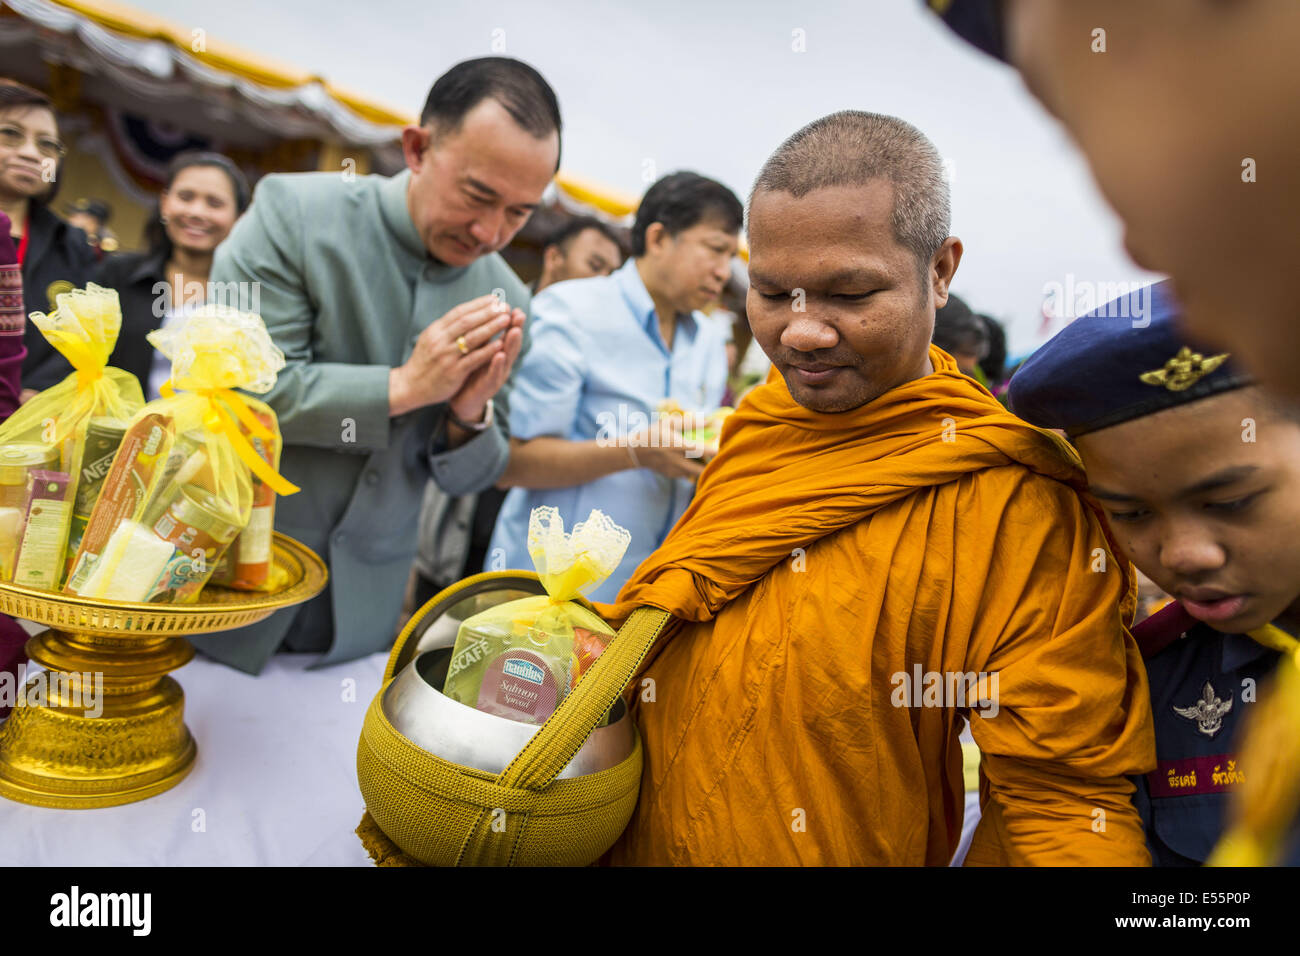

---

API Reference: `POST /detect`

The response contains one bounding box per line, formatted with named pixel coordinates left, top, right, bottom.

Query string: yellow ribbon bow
left=160, top=380, right=299, bottom=496
left=44, top=329, right=106, bottom=391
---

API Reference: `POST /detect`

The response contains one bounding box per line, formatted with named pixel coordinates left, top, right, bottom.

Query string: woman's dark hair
left=420, top=57, right=562, bottom=171
left=0, top=78, right=63, bottom=206
left=0, top=79, right=51, bottom=112
left=630, top=171, right=744, bottom=257
left=143, top=151, right=251, bottom=259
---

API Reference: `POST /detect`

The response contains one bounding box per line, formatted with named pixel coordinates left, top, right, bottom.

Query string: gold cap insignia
left=1139, top=347, right=1230, bottom=392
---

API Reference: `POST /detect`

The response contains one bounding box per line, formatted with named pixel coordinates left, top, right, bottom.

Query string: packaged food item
left=656, top=400, right=733, bottom=456
left=65, top=417, right=128, bottom=574
left=682, top=406, right=734, bottom=456
left=75, top=520, right=172, bottom=603
left=145, top=485, right=242, bottom=602
left=64, top=304, right=297, bottom=605
left=0, top=443, right=59, bottom=510
left=139, top=430, right=207, bottom=528
left=0, top=284, right=145, bottom=590
left=12, top=470, right=72, bottom=590
left=443, top=507, right=630, bottom=725
left=207, top=409, right=279, bottom=590
left=0, top=443, right=58, bottom=581
left=0, top=508, right=21, bottom=583
left=64, top=413, right=171, bottom=595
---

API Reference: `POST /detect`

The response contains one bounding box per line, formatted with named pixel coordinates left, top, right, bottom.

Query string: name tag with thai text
left=1147, top=754, right=1244, bottom=797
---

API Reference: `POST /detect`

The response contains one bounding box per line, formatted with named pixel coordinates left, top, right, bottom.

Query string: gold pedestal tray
left=0, top=532, right=327, bottom=809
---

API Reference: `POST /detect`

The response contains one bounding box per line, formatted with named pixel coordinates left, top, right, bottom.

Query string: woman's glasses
left=0, top=124, right=66, bottom=159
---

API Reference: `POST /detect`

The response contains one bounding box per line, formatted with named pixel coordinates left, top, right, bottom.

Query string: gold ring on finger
left=456, top=335, right=469, bottom=355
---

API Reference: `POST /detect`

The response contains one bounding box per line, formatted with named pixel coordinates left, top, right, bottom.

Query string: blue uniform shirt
left=1132, top=617, right=1281, bottom=865
left=488, top=258, right=729, bottom=602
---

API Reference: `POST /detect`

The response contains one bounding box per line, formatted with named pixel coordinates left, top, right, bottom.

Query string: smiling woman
left=0, top=78, right=96, bottom=392
left=91, top=151, right=251, bottom=398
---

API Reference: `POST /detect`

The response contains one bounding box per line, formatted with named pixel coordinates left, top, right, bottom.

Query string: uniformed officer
left=1008, top=280, right=1300, bottom=865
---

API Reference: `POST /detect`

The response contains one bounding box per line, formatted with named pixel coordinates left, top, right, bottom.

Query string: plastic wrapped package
left=443, top=507, right=631, bottom=726
left=206, top=404, right=284, bottom=591
left=63, top=304, right=299, bottom=604
left=0, top=284, right=144, bottom=588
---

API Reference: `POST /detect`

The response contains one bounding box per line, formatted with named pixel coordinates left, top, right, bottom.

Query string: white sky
left=125, top=0, right=1160, bottom=358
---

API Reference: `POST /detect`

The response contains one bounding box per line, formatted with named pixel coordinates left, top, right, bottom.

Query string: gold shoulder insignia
left=1139, top=347, right=1230, bottom=392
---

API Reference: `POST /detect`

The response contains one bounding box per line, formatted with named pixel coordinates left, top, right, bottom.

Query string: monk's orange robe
left=598, top=347, right=1156, bottom=865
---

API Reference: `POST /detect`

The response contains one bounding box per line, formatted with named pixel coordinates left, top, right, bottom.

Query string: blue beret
left=1008, top=280, right=1253, bottom=436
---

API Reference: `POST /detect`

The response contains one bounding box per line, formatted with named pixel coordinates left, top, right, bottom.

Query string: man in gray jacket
left=189, top=58, right=560, bottom=674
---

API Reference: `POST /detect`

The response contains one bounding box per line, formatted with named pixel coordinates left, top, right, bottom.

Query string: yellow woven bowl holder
left=357, top=571, right=670, bottom=866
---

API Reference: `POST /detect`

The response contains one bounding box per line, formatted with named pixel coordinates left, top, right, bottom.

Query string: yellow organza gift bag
left=0, top=284, right=143, bottom=589
left=443, top=507, right=631, bottom=725
left=63, top=304, right=299, bottom=604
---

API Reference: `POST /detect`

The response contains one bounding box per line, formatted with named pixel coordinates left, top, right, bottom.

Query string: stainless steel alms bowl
left=381, top=577, right=635, bottom=780
left=383, top=649, right=635, bottom=779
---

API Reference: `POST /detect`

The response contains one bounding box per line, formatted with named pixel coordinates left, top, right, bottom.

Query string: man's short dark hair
left=543, top=216, right=626, bottom=258
left=420, top=57, right=562, bottom=169
left=630, top=171, right=743, bottom=257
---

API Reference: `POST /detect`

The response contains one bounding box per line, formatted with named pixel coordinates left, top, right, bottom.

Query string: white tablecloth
left=0, top=639, right=390, bottom=867
left=1, top=631, right=985, bottom=866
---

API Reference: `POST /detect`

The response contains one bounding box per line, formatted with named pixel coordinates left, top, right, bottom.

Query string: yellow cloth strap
left=455, top=606, right=673, bottom=866
left=1246, top=623, right=1300, bottom=664
left=1208, top=623, right=1300, bottom=867
left=44, top=330, right=105, bottom=390
left=160, top=380, right=299, bottom=495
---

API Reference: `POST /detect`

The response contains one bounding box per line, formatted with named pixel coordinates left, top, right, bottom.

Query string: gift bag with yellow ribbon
left=63, top=304, right=299, bottom=604
left=442, top=507, right=631, bottom=725
left=0, top=284, right=144, bottom=589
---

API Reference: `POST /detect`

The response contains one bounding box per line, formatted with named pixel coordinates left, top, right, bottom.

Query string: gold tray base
left=0, top=533, right=326, bottom=809
left=0, top=675, right=196, bottom=809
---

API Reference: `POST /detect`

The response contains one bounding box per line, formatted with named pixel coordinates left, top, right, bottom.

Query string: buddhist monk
left=598, top=111, right=1156, bottom=865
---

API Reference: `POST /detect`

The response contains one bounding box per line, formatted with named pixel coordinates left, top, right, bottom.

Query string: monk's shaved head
left=749, top=111, right=951, bottom=272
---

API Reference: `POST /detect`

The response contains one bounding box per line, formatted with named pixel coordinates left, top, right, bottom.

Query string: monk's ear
left=929, top=237, right=963, bottom=308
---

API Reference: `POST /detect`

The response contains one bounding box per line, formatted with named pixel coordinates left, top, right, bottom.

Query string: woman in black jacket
left=94, top=151, right=249, bottom=398
left=0, top=79, right=96, bottom=394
